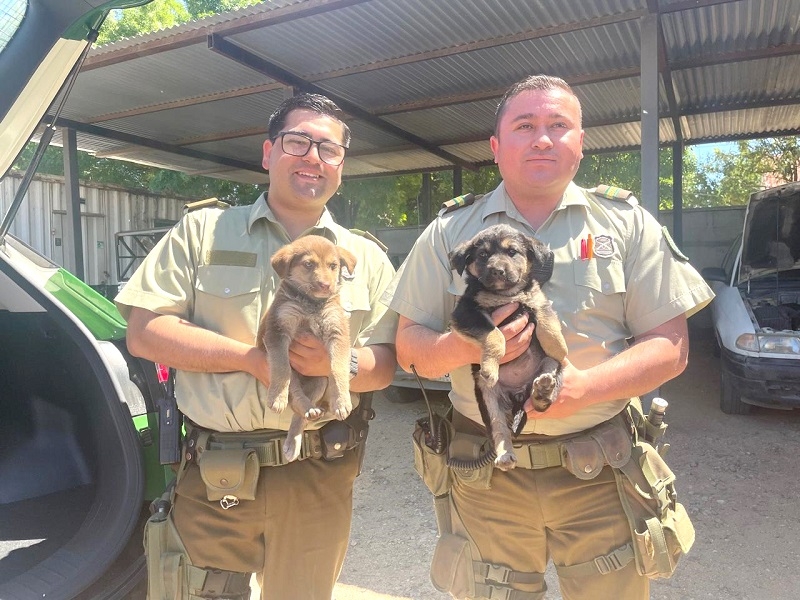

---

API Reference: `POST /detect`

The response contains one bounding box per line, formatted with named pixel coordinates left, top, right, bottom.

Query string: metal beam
left=46, top=116, right=265, bottom=175
left=62, top=127, right=84, bottom=280
left=640, top=14, right=660, bottom=216
left=208, top=33, right=476, bottom=170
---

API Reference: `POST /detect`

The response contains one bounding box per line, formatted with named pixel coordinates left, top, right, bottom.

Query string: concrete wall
left=376, top=206, right=746, bottom=276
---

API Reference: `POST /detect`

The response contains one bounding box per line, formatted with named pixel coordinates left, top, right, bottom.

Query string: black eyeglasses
left=274, top=131, right=348, bottom=166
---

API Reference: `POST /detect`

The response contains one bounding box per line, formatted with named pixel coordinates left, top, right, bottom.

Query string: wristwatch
left=349, top=348, right=359, bottom=380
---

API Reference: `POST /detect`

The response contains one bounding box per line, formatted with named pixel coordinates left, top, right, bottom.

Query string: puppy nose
left=489, top=266, right=505, bottom=277
left=316, top=282, right=331, bottom=292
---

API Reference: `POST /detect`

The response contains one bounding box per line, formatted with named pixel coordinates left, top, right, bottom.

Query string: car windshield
left=0, top=0, right=26, bottom=54
left=739, top=185, right=800, bottom=283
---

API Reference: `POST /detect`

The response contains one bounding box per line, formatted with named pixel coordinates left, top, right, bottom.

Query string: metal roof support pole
left=672, top=141, right=684, bottom=248
left=62, top=127, right=85, bottom=280
left=453, top=166, right=463, bottom=197
left=639, top=13, right=659, bottom=217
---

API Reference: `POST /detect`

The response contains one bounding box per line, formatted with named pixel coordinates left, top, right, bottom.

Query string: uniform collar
left=480, top=180, right=589, bottom=224
left=247, top=192, right=339, bottom=243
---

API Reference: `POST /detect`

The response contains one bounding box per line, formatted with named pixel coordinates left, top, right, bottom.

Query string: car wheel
left=720, top=370, right=751, bottom=415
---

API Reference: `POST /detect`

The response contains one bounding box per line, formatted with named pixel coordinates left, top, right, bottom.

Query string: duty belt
left=183, top=420, right=360, bottom=467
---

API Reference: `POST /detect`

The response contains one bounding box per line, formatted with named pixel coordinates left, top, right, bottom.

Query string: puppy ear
left=449, top=241, right=472, bottom=275
left=527, top=239, right=555, bottom=284
left=271, top=245, right=295, bottom=279
left=338, top=247, right=358, bottom=275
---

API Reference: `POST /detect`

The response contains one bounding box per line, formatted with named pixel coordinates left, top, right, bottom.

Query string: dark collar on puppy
left=280, top=279, right=331, bottom=310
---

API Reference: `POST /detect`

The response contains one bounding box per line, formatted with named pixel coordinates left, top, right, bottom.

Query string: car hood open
left=739, top=182, right=800, bottom=283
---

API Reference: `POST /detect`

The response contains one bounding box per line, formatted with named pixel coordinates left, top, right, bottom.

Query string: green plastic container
left=45, top=268, right=127, bottom=340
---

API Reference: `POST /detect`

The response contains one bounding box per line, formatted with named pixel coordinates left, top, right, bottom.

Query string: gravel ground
left=335, top=325, right=800, bottom=600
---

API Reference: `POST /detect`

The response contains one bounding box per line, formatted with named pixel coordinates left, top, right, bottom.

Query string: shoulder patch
left=183, top=197, right=230, bottom=213
left=350, top=228, right=388, bottom=252
left=594, top=185, right=633, bottom=202
left=661, top=226, right=689, bottom=262
left=440, top=193, right=484, bottom=215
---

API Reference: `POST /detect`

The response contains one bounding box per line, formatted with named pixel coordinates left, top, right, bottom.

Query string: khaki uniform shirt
left=116, top=193, right=398, bottom=432
left=383, top=181, right=714, bottom=436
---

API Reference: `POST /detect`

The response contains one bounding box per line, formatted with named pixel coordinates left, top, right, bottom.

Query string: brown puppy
left=449, top=224, right=568, bottom=470
left=257, top=235, right=357, bottom=462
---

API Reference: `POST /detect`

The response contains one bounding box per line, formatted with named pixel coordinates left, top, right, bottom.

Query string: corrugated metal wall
left=0, top=172, right=188, bottom=285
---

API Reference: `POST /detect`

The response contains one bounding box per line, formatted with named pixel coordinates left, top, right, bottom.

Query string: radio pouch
left=197, top=448, right=259, bottom=502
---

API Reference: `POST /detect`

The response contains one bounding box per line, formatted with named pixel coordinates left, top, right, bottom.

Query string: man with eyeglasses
left=116, top=93, right=398, bottom=600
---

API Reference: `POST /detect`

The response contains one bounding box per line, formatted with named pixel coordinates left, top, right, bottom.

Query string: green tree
left=705, top=137, right=800, bottom=206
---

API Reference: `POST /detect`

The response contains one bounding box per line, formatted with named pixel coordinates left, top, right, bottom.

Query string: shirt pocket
left=194, top=265, right=262, bottom=341
left=571, top=258, right=626, bottom=312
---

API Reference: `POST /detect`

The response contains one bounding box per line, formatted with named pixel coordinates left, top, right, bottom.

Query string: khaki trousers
left=449, top=412, right=648, bottom=600
left=172, top=448, right=360, bottom=600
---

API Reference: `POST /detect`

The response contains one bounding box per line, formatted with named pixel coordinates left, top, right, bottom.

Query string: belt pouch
left=412, top=416, right=452, bottom=497
left=562, top=417, right=632, bottom=480
left=197, top=447, right=259, bottom=502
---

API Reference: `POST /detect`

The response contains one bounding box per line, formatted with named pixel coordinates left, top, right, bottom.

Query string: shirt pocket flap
left=572, top=259, right=626, bottom=295
left=196, top=265, right=260, bottom=298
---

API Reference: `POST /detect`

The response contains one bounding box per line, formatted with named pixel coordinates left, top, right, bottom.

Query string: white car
left=702, top=182, right=800, bottom=414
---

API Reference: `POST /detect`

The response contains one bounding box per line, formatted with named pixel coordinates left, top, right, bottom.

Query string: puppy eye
left=507, top=248, right=518, bottom=257
left=329, top=263, right=339, bottom=271
left=303, top=260, right=315, bottom=269
left=478, top=250, right=489, bottom=259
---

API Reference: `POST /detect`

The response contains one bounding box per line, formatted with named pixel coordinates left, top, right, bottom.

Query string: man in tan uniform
left=383, top=75, right=714, bottom=599
left=116, top=94, right=397, bottom=600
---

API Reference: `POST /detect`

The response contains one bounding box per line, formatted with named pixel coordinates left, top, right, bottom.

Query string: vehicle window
left=0, top=0, right=26, bottom=54
left=721, top=233, right=742, bottom=280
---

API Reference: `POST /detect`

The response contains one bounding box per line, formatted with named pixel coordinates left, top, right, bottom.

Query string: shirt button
left=224, top=287, right=231, bottom=295
left=584, top=464, right=593, bottom=473
left=343, top=302, right=352, bottom=310
left=602, top=282, right=610, bottom=292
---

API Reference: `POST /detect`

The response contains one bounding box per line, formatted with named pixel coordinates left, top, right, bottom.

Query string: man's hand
left=525, top=359, right=588, bottom=420
left=289, top=333, right=332, bottom=377
left=491, top=303, right=535, bottom=364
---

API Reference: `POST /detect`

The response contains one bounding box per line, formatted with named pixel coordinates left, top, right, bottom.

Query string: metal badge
left=220, top=495, right=239, bottom=510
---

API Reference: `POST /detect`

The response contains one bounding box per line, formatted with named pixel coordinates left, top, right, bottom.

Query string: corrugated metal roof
left=46, top=0, right=800, bottom=181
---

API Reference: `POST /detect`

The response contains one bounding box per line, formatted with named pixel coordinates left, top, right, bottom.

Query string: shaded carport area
left=43, top=0, right=800, bottom=279
left=21, top=2, right=800, bottom=598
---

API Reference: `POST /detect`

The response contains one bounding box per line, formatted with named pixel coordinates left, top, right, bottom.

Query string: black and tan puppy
left=449, top=224, right=568, bottom=470
left=257, top=235, right=357, bottom=462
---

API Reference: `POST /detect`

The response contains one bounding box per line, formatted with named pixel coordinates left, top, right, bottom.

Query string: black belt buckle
left=319, top=420, right=351, bottom=460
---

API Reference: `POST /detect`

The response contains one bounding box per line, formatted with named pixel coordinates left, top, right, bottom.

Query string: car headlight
left=736, top=333, right=800, bottom=354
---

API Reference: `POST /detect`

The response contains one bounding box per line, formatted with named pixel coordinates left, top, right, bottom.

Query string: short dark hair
left=494, top=75, right=581, bottom=134
left=267, top=93, right=351, bottom=146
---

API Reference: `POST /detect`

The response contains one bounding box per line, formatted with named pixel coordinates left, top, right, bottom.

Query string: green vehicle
left=0, top=2, right=170, bottom=598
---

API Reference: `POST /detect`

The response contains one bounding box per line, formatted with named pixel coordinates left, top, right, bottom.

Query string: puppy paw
left=533, top=373, right=557, bottom=400
left=267, top=391, right=289, bottom=414
left=305, top=406, right=324, bottom=421
left=332, top=396, right=353, bottom=421
left=494, top=451, right=517, bottom=471
left=282, top=436, right=302, bottom=463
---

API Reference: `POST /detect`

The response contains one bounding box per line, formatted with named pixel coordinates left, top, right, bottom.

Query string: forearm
left=396, top=319, right=480, bottom=379
left=125, top=308, right=266, bottom=379
left=554, top=315, right=689, bottom=413
left=350, top=343, right=397, bottom=393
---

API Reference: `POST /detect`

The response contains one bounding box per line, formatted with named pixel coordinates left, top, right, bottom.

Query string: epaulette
left=594, top=185, right=634, bottom=201
left=183, top=197, right=230, bottom=213
left=350, top=228, right=388, bottom=252
left=440, top=193, right=484, bottom=215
